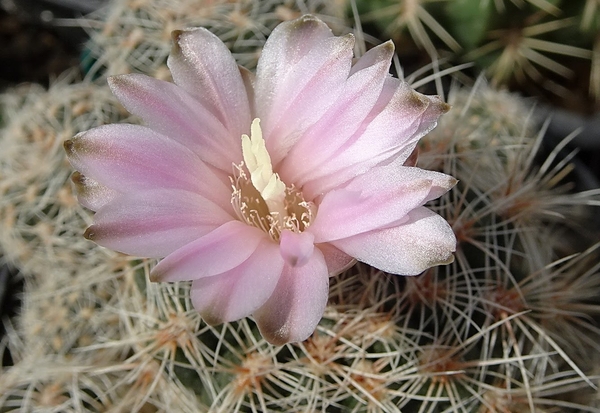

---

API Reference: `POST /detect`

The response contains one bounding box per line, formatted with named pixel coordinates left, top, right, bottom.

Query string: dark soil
left=0, top=8, right=81, bottom=90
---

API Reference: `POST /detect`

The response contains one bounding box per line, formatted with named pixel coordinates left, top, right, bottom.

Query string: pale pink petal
left=338, top=82, right=449, bottom=165
left=254, top=15, right=355, bottom=164
left=278, top=41, right=395, bottom=186
left=150, top=220, right=266, bottom=282
left=190, top=240, right=284, bottom=325
left=316, top=243, right=355, bottom=276
left=352, top=162, right=458, bottom=203
left=254, top=248, right=328, bottom=345
left=332, top=207, right=456, bottom=276
left=349, top=40, right=395, bottom=75
left=300, top=79, right=450, bottom=198
left=279, top=230, right=314, bottom=267
left=64, top=124, right=231, bottom=209
left=70, top=172, right=117, bottom=211
left=167, top=28, right=251, bottom=139
left=108, top=74, right=239, bottom=172
left=310, top=166, right=457, bottom=242
left=86, top=189, right=233, bottom=258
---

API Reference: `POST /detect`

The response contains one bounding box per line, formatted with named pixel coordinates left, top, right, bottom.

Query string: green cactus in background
left=356, top=0, right=599, bottom=104
left=1, top=0, right=600, bottom=411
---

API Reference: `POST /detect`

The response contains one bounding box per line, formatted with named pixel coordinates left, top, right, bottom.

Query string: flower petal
left=70, top=172, right=117, bottom=211
left=254, top=247, right=328, bottom=345
left=311, top=166, right=457, bottom=242
left=190, top=240, right=284, bottom=325
left=64, top=124, right=231, bottom=209
left=317, top=243, right=355, bottom=276
left=300, top=79, right=450, bottom=198
left=279, top=230, right=314, bottom=267
left=150, top=220, right=266, bottom=282
left=332, top=207, right=456, bottom=276
left=167, top=28, right=251, bottom=139
left=255, top=15, right=355, bottom=164
left=278, top=41, right=395, bottom=187
left=108, top=74, right=239, bottom=171
left=85, top=189, right=232, bottom=258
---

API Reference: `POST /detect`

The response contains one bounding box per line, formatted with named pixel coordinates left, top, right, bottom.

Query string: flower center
left=230, top=118, right=315, bottom=241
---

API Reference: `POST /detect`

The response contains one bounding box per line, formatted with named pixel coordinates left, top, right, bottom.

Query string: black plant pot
left=537, top=105, right=600, bottom=192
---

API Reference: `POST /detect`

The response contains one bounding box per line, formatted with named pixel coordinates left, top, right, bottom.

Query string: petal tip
left=106, top=74, right=132, bottom=92
left=64, top=132, right=87, bottom=156
left=149, top=267, right=163, bottom=283
left=425, top=252, right=455, bottom=272
left=382, top=43, right=395, bottom=61
left=171, top=29, right=184, bottom=43
left=376, top=40, right=395, bottom=57
left=340, top=33, right=355, bottom=47
left=169, top=29, right=186, bottom=56
left=83, top=225, right=96, bottom=241
left=298, top=14, right=318, bottom=21
left=428, top=95, right=452, bottom=114
left=170, top=27, right=211, bottom=47
left=106, top=74, right=118, bottom=87
left=63, top=139, right=75, bottom=154
left=382, top=39, right=395, bottom=50
left=199, top=310, right=223, bottom=327
left=443, top=253, right=456, bottom=265
left=296, top=14, right=322, bottom=25
left=71, top=171, right=83, bottom=183
left=70, top=171, right=87, bottom=192
left=258, top=322, right=294, bottom=346
left=440, top=101, right=452, bottom=113
left=259, top=321, right=315, bottom=346
left=287, top=13, right=331, bottom=36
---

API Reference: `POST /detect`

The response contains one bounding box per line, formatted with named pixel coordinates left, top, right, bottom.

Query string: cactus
left=2, top=0, right=600, bottom=411
left=356, top=0, right=599, bottom=103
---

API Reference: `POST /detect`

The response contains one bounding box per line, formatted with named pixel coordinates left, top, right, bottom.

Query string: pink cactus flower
left=64, top=15, right=456, bottom=345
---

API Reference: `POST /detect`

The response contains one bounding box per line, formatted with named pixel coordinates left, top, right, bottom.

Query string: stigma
left=231, top=118, right=315, bottom=241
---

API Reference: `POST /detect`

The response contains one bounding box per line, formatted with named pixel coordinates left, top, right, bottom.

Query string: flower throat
left=230, top=119, right=315, bottom=241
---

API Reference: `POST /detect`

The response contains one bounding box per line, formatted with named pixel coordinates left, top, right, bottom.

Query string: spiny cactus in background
left=356, top=0, right=599, bottom=104
left=0, top=76, right=125, bottom=278
left=586, top=0, right=600, bottom=101
left=82, top=0, right=349, bottom=79
left=2, top=0, right=600, bottom=411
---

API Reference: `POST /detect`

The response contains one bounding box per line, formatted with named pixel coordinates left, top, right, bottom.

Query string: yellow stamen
left=231, top=118, right=316, bottom=242
left=241, top=118, right=286, bottom=218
